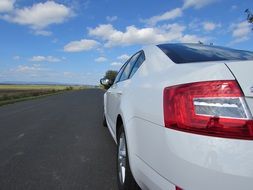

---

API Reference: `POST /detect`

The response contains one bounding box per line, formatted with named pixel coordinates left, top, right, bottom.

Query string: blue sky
left=0, top=0, right=252, bottom=85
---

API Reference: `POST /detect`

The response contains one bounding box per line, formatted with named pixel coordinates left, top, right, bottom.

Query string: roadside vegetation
left=245, top=9, right=253, bottom=28
left=0, top=85, right=86, bottom=106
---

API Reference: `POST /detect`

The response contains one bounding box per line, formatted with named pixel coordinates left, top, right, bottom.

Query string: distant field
left=0, top=85, right=86, bottom=106
left=0, top=85, right=83, bottom=90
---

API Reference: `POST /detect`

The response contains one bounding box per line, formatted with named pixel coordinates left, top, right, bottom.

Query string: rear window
left=157, top=43, right=253, bottom=64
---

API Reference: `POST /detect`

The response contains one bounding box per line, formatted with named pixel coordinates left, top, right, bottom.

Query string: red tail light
left=163, top=80, right=253, bottom=140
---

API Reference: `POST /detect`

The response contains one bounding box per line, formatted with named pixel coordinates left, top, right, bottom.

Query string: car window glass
left=157, top=44, right=253, bottom=64
left=114, top=61, right=128, bottom=84
left=119, top=52, right=141, bottom=82
left=129, top=52, right=145, bottom=78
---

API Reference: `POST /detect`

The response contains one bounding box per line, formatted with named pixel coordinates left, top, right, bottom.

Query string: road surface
left=0, top=89, right=117, bottom=190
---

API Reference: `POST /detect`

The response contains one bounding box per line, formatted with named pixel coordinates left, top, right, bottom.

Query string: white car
left=101, top=43, right=253, bottom=190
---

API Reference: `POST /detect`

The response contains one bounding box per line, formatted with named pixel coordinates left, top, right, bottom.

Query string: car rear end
left=161, top=46, right=253, bottom=190
left=126, top=44, right=253, bottom=190
left=162, top=66, right=253, bottom=190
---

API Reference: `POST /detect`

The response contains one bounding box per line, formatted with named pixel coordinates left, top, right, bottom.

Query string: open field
left=0, top=84, right=87, bottom=106
left=0, top=84, right=84, bottom=90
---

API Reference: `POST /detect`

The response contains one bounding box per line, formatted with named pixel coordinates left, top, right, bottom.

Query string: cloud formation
left=0, top=0, right=14, bottom=13
left=117, top=54, right=130, bottom=61
left=89, top=23, right=206, bottom=47
left=13, top=55, right=20, bottom=60
left=142, top=0, right=218, bottom=26
left=203, top=22, right=220, bottom=31
left=11, top=64, right=48, bottom=77
left=64, top=39, right=99, bottom=52
left=106, top=16, right=118, bottom=22
left=95, top=57, right=107, bottom=63
left=143, top=8, right=182, bottom=26
left=231, top=21, right=251, bottom=43
left=111, top=62, right=122, bottom=66
left=2, top=1, right=72, bottom=35
left=30, top=56, right=62, bottom=62
left=183, top=0, right=218, bottom=9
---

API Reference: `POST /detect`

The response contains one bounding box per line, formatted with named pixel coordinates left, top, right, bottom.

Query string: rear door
left=106, top=62, right=127, bottom=131
left=107, top=51, right=143, bottom=133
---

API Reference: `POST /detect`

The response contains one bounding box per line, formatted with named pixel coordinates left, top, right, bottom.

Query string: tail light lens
left=163, top=80, right=253, bottom=140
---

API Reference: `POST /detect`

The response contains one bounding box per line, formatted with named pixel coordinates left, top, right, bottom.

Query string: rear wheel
left=117, top=126, right=140, bottom=190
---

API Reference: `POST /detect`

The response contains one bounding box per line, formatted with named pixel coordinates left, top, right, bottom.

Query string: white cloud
left=64, top=39, right=99, bottom=52
left=30, top=56, right=62, bottom=62
left=8, top=64, right=69, bottom=80
left=111, top=62, right=122, bottom=66
left=109, top=54, right=131, bottom=67
left=95, top=56, right=107, bottom=62
left=3, top=1, right=72, bottom=31
left=106, top=16, right=118, bottom=22
left=117, top=54, right=130, bottom=61
left=89, top=23, right=205, bottom=47
left=231, top=21, right=251, bottom=43
left=143, top=8, right=183, bottom=26
left=12, top=64, right=48, bottom=76
left=13, top=55, right=20, bottom=60
left=0, top=0, right=14, bottom=13
left=203, top=22, right=220, bottom=31
left=142, top=0, right=217, bottom=27
left=34, top=30, right=52, bottom=36
left=183, top=0, right=218, bottom=9
left=3, top=64, right=101, bottom=84
left=232, top=21, right=251, bottom=38
left=180, top=34, right=207, bottom=43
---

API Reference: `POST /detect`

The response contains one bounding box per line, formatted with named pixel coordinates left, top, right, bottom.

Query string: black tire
left=103, top=114, right=107, bottom=127
left=117, top=126, right=140, bottom=190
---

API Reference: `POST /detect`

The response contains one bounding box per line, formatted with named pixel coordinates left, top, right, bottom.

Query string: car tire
left=117, top=126, right=140, bottom=190
left=103, top=114, right=107, bottom=127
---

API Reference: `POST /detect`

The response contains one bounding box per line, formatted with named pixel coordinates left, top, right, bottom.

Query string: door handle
left=116, top=91, right=122, bottom=95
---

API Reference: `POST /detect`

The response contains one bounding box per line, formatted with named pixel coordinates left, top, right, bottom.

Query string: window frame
left=118, top=51, right=142, bottom=82
left=115, top=51, right=142, bottom=83
left=113, top=60, right=129, bottom=84
left=128, top=50, right=145, bottom=79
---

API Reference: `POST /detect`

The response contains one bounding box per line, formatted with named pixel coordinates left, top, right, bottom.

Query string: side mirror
left=100, top=78, right=113, bottom=87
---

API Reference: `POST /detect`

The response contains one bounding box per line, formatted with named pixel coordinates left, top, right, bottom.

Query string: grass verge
left=0, top=85, right=88, bottom=107
left=0, top=91, right=65, bottom=107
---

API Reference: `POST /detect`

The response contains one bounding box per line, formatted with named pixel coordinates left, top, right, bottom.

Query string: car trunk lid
left=225, top=60, right=253, bottom=98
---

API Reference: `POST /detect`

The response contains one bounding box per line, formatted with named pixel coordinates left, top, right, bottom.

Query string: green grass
left=0, top=92, right=64, bottom=106
left=0, top=84, right=86, bottom=106
left=0, top=85, right=83, bottom=90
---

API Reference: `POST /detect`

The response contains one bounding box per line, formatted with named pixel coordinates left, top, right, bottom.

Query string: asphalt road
left=0, top=89, right=117, bottom=190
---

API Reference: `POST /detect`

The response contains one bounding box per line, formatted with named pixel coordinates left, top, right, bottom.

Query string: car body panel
left=225, top=61, right=253, bottom=98
left=128, top=118, right=253, bottom=190
left=106, top=84, right=120, bottom=133
left=103, top=44, right=253, bottom=190
left=123, top=46, right=235, bottom=127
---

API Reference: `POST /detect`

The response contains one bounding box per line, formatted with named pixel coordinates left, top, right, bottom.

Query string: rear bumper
left=127, top=117, right=253, bottom=190
left=132, top=155, right=176, bottom=190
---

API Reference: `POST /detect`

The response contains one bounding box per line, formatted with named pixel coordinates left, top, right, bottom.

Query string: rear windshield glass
left=157, top=43, right=253, bottom=64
